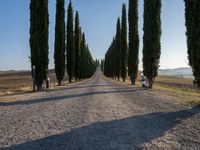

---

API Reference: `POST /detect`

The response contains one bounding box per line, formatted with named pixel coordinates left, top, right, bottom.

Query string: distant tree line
left=30, top=0, right=96, bottom=91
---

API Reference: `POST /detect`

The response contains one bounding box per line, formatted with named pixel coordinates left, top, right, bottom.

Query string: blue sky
left=0, top=0, right=188, bottom=71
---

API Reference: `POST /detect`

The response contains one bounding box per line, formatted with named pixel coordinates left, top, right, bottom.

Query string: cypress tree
left=79, top=32, right=96, bottom=80
left=111, top=37, right=117, bottom=79
left=74, top=11, right=81, bottom=81
left=104, top=38, right=117, bottom=78
left=80, top=33, right=86, bottom=80
left=30, top=0, right=37, bottom=91
left=54, top=0, right=65, bottom=86
left=143, top=0, right=162, bottom=88
left=101, top=59, right=104, bottom=72
left=128, top=0, right=139, bottom=85
left=116, top=18, right=121, bottom=81
left=29, top=0, right=49, bottom=91
left=184, top=0, right=200, bottom=87
left=121, top=3, right=128, bottom=82
left=67, top=0, right=74, bottom=83
left=85, top=45, right=90, bottom=78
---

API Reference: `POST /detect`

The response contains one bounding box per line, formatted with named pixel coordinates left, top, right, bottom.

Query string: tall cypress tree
left=30, top=0, right=37, bottom=90
left=67, top=0, right=74, bottom=83
left=184, top=0, right=200, bottom=87
left=54, top=0, right=65, bottom=86
left=116, top=18, right=121, bottom=81
left=121, top=3, right=128, bottom=82
left=104, top=38, right=117, bottom=78
left=128, top=0, right=139, bottom=85
left=29, top=0, right=49, bottom=91
left=74, top=11, right=81, bottom=81
left=80, top=33, right=86, bottom=80
left=143, top=0, right=162, bottom=88
left=101, top=59, right=104, bottom=72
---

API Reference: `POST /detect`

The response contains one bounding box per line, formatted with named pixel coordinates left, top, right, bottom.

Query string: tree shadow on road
left=1, top=105, right=200, bottom=150
left=0, top=88, right=145, bottom=107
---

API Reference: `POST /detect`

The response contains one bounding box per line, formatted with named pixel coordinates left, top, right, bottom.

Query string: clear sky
left=0, top=0, right=189, bottom=71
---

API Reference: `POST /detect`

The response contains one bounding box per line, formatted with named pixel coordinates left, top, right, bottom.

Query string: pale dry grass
left=104, top=74, right=200, bottom=105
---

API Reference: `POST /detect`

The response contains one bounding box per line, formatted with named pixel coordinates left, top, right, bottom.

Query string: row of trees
left=55, top=0, right=96, bottom=85
left=104, top=0, right=200, bottom=88
left=104, top=0, right=162, bottom=89
left=104, top=4, right=128, bottom=82
left=30, top=0, right=96, bottom=90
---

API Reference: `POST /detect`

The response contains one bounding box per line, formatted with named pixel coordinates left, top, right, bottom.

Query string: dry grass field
left=0, top=70, right=61, bottom=96
left=108, top=72, right=200, bottom=105
left=154, top=75, right=200, bottom=105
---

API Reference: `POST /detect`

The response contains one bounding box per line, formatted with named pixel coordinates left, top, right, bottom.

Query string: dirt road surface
left=0, top=69, right=200, bottom=150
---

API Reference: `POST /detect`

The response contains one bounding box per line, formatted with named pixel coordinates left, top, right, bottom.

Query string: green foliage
left=128, top=0, right=139, bottom=85
left=121, top=3, right=128, bottom=82
left=80, top=33, right=96, bottom=80
left=116, top=18, right=121, bottom=81
left=54, top=0, right=65, bottom=86
left=104, top=38, right=117, bottom=78
left=184, top=0, right=200, bottom=87
left=143, top=0, right=162, bottom=88
left=104, top=17, right=121, bottom=80
left=29, top=0, right=49, bottom=90
left=74, top=11, right=81, bottom=81
left=80, top=33, right=86, bottom=80
left=67, top=0, right=75, bottom=83
left=100, top=59, right=104, bottom=72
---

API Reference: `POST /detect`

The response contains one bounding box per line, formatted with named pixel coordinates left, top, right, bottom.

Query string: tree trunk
left=197, top=80, right=200, bottom=88
left=58, top=80, right=61, bottom=86
left=69, top=77, right=72, bottom=83
left=37, top=84, right=43, bottom=91
left=32, top=80, right=36, bottom=92
left=130, top=74, right=136, bottom=85
left=148, top=78, right=153, bottom=89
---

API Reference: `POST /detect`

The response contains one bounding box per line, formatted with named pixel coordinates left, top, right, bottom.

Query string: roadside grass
left=104, top=74, right=200, bottom=105
left=0, top=72, right=60, bottom=97
left=154, top=83, right=200, bottom=105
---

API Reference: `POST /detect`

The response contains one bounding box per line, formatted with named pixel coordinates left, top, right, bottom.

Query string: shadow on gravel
left=0, top=88, right=145, bottom=107
left=1, top=105, right=200, bottom=150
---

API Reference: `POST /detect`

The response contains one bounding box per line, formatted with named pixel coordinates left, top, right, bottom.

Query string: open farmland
left=0, top=70, right=60, bottom=96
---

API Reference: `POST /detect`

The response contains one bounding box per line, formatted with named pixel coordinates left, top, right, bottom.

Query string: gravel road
left=0, top=69, right=200, bottom=150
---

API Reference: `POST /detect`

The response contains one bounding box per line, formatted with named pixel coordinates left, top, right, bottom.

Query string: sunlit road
left=0, top=69, right=200, bottom=150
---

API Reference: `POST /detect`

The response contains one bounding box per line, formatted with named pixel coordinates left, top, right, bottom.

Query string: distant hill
left=0, top=69, right=55, bottom=76
left=158, top=67, right=193, bottom=78
left=0, top=70, right=30, bottom=76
